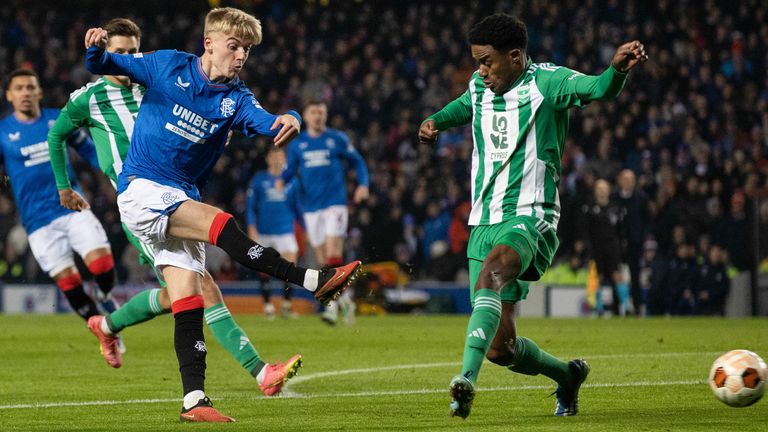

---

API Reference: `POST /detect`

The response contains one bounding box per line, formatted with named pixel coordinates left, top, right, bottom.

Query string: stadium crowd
left=1, top=0, right=767, bottom=316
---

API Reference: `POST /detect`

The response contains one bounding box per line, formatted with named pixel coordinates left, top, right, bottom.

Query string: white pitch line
left=287, top=351, right=720, bottom=387
left=0, top=380, right=706, bottom=410
left=276, top=380, right=705, bottom=400
left=0, top=398, right=179, bottom=410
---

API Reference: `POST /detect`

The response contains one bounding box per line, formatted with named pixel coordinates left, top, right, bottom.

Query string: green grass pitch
left=1, top=314, right=766, bottom=431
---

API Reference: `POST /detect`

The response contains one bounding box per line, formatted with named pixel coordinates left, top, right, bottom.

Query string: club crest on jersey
left=326, top=138, right=335, bottom=148
left=517, top=83, right=530, bottom=104
left=220, top=98, right=236, bottom=117
left=7, top=131, right=20, bottom=142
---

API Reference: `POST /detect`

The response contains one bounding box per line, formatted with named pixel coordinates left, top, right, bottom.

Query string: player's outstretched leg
left=553, top=359, right=590, bottom=416
left=201, top=272, right=301, bottom=396
left=503, top=336, right=588, bottom=416
left=208, top=212, right=361, bottom=304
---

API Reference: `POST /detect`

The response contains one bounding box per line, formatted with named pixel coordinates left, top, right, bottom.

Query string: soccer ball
left=709, top=350, right=766, bottom=407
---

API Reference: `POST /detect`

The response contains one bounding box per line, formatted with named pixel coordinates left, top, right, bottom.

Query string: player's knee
left=200, top=271, right=224, bottom=306
left=486, top=345, right=514, bottom=366
left=158, top=288, right=172, bottom=311
left=477, top=247, right=521, bottom=291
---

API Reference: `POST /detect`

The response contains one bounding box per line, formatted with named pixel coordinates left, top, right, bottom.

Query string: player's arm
left=338, top=133, right=370, bottom=204
left=48, top=107, right=91, bottom=211
left=233, top=95, right=302, bottom=147
left=84, top=28, right=156, bottom=87
left=543, top=41, right=647, bottom=109
left=419, top=89, right=472, bottom=145
left=245, top=177, right=260, bottom=241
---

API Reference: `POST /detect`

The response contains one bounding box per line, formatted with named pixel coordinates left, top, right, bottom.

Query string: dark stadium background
left=1, top=0, right=767, bottom=316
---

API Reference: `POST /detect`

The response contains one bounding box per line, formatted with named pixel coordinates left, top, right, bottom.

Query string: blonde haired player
left=82, top=7, right=361, bottom=422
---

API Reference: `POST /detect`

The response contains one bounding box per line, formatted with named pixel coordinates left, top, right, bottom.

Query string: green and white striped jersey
left=49, top=77, right=144, bottom=189
left=429, top=61, right=627, bottom=228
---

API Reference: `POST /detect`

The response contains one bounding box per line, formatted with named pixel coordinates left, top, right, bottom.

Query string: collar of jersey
left=101, top=76, right=134, bottom=89
left=12, top=112, right=42, bottom=125
left=196, top=57, right=241, bottom=88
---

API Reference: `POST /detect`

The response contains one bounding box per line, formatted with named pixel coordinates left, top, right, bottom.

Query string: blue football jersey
left=0, top=109, right=96, bottom=234
left=246, top=171, right=302, bottom=235
left=283, top=128, right=369, bottom=212
left=85, top=46, right=301, bottom=201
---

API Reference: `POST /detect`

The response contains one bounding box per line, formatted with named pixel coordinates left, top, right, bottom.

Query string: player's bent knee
left=200, top=271, right=224, bottom=306
left=486, top=346, right=514, bottom=366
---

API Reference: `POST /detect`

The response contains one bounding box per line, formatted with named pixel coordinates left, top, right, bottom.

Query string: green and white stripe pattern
left=472, top=290, right=502, bottom=316
left=148, top=288, right=164, bottom=315
left=204, top=304, right=232, bottom=325
left=466, top=63, right=564, bottom=229
left=67, top=78, right=144, bottom=185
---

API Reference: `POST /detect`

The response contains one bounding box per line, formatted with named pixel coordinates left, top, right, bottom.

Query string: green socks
left=460, top=289, right=502, bottom=383
left=508, top=336, right=572, bottom=385
left=107, top=288, right=165, bottom=333
left=204, top=303, right=264, bottom=376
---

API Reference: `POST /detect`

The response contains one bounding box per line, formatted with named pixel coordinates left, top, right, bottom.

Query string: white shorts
left=27, top=210, right=110, bottom=277
left=303, top=205, right=348, bottom=247
left=258, top=233, right=298, bottom=255
left=117, top=178, right=205, bottom=276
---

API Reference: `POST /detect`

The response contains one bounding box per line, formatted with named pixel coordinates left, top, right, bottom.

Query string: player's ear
left=508, top=48, right=522, bottom=65
left=203, top=36, right=213, bottom=54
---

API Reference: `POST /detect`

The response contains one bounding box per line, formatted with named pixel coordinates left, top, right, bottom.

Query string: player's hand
left=225, top=130, right=234, bottom=147
left=274, top=178, right=285, bottom=192
left=418, top=119, right=439, bottom=145
left=59, top=189, right=90, bottom=211
left=84, top=28, right=108, bottom=50
left=353, top=185, right=369, bottom=204
left=611, top=41, right=648, bottom=73
left=271, top=114, right=300, bottom=147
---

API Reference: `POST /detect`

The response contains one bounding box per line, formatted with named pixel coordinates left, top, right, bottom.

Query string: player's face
left=303, top=104, right=327, bottom=131
left=107, top=35, right=140, bottom=55
left=471, top=44, right=524, bottom=95
left=205, top=31, right=252, bottom=80
left=6, top=75, right=42, bottom=117
left=267, top=149, right=286, bottom=170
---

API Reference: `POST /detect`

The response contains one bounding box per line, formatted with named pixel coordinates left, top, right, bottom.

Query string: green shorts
left=121, top=223, right=166, bottom=287
left=467, top=215, right=559, bottom=303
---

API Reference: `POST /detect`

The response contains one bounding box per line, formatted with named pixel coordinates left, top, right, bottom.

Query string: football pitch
left=1, top=314, right=766, bottom=431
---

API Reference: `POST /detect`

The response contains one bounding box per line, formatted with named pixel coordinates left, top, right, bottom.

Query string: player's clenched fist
left=611, top=40, right=648, bottom=73
left=84, top=28, right=108, bottom=49
left=419, top=119, right=439, bottom=145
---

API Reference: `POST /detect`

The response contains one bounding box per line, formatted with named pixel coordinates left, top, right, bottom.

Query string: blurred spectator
left=613, top=169, right=650, bottom=315
left=696, top=244, right=730, bottom=316
left=579, top=179, right=629, bottom=315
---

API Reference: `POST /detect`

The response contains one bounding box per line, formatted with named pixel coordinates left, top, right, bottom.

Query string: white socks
left=101, top=317, right=113, bottom=336
left=183, top=390, right=206, bottom=410
left=303, top=269, right=319, bottom=292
